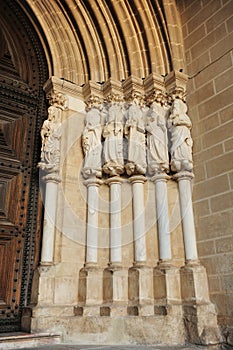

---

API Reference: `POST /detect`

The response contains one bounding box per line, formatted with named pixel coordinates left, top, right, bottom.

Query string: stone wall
left=177, top=0, right=233, bottom=343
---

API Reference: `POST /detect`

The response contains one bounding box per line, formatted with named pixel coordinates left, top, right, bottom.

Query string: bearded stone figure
left=39, top=105, right=61, bottom=172
left=102, top=101, right=124, bottom=176
left=124, top=97, right=147, bottom=176
left=82, top=107, right=102, bottom=179
left=146, top=102, right=169, bottom=175
left=168, top=99, right=193, bottom=173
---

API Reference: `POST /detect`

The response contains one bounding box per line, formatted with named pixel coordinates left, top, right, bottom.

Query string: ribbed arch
left=22, top=0, right=184, bottom=85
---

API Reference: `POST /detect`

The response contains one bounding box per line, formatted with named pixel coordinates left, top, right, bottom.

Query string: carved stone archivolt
left=81, top=91, right=194, bottom=179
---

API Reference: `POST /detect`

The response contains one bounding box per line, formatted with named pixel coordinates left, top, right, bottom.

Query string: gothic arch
left=23, top=0, right=185, bottom=85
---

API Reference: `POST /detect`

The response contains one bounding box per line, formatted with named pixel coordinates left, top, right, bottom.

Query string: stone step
left=0, top=332, right=61, bottom=349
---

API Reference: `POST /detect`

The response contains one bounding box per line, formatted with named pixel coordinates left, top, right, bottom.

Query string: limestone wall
left=177, top=0, right=233, bottom=343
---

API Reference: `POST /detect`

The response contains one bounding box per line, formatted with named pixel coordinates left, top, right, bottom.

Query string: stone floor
left=18, top=345, right=232, bottom=350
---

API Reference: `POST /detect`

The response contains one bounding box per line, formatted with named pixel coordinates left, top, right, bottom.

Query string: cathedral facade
left=0, top=0, right=232, bottom=346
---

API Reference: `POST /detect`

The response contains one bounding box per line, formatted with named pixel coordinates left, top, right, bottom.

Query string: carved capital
left=128, top=175, right=147, bottom=184
left=146, top=90, right=168, bottom=107
left=151, top=173, right=171, bottom=183
left=168, top=87, right=186, bottom=104
left=85, top=94, right=103, bottom=111
left=47, top=91, right=68, bottom=110
left=105, top=93, right=124, bottom=105
left=41, top=172, right=61, bottom=183
left=83, top=178, right=103, bottom=187
left=173, top=171, right=194, bottom=181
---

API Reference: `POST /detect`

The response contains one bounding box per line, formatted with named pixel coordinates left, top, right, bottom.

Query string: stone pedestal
left=78, top=266, right=103, bottom=316
left=180, top=264, right=222, bottom=345
left=128, top=265, right=154, bottom=316
left=154, top=263, right=181, bottom=306
left=102, top=266, right=128, bottom=316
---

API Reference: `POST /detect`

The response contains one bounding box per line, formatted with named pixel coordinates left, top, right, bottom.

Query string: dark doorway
left=0, top=0, right=48, bottom=332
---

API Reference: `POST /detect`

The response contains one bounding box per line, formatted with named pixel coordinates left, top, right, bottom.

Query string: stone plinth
left=31, top=314, right=186, bottom=345
left=102, top=266, right=128, bottom=316
left=154, top=264, right=181, bottom=305
left=180, top=264, right=222, bottom=345
left=78, top=266, right=103, bottom=316
left=128, top=265, right=154, bottom=316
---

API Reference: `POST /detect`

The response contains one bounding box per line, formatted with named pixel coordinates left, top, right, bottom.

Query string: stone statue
left=39, top=105, right=62, bottom=172
left=82, top=106, right=102, bottom=179
left=103, top=101, right=124, bottom=176
left=146, top=102, right=169, bottom=175
left=167, top=99, right=193, bottom=172
left=125, top=97, right=147, bottom=176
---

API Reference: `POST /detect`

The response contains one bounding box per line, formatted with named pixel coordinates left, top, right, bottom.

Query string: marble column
left=152, top=173, right=172, bottom=263
left=128, top=175, right=154, bottom=316
left=102, top=177, right=128, bottom=316
left=78, top=178, right=103, bottom=316
left=107, top=177, right=123, bottom=266
left=40, top=175, right=60, bottom=264
left=174, top=171, right=198, bottom=263
left=84, top=178, right=103, bottom=267
left=152, top=174, right=181, bottom=309
left=129, top=175, right=147, bottom=265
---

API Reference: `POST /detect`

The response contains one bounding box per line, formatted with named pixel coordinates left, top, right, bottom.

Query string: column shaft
left=154, top=177, right=172, bottom=261
left=86, top=184, right=99, bottom=264
left=110, top=182, right=122, bottom=264
left=41, top=181, right=58, bottom=263
left=178, top=176, right=198, bottom=261
left=131, top=179, right=147, bottom=263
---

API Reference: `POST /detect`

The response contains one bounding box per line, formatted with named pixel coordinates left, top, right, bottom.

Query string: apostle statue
left=146, top=102, right=169, bottom=175
left=102, top=99, right=124, bottom=176
left=82, top=106, right=102, bottom=179
left=39, top=105, right=62, bottom=172
left=167, top=99, right=193, bottom=173
left=125, top=95, right=147, bottom=176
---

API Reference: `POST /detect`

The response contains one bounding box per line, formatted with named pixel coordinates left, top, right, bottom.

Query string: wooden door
left=0, top=0, right=48, bottom=332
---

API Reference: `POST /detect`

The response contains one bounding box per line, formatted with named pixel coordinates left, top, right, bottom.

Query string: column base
left=128, top=265, right=154, bottom=316
left=154, top=263, right=181, bottom=305
left=78, top=266, right=103, bottom=306
left=180, top=263, right=210, bottom=304
left=180, top=263, right=222, bottom=345
left=103, top=266, right=128, bottom=304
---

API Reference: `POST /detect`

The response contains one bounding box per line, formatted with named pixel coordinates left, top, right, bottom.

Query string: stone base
left=103, top=267, right=128, bottom=304
left=78, top=266, right=103, bottom=305
left=30, top=314, right=186, bottom=345
left=154, top=264, right=181, bottom=305
left=180, top=264, right=222, bottom=345
left=128, top=265, right=154, bottom=313
left=183, top=304, right=223, bottom=345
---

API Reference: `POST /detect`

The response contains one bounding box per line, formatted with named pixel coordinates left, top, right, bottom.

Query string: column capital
left=83, top=178, right=103, bottom=187
left=105, top=176, right=124, bottom=186
left=128, top=175, right=147, bottom=184
left=42, top=173, right=61, bottom=183
left=173, top=171, right=194, bottom=181
left=151, top=173, right=171, bottom=183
